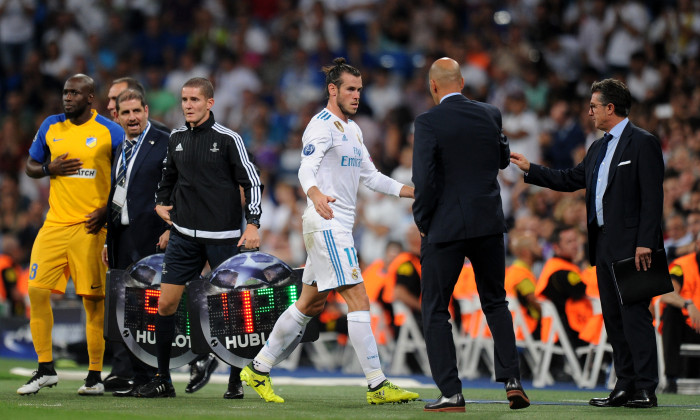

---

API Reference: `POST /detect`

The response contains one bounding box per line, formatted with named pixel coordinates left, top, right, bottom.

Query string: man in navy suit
left=412, top=57, right=529, bottom=412
left=101, top=88, right=170, bottom=396
left=511, top=78, right=664, bottom=408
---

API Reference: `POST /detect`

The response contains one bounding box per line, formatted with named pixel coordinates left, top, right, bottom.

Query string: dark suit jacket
left=526, top=122, right=664, bottom=263
left=106, top=126, right=170, bottom=268
left=412, top=94, right=509, bottom=243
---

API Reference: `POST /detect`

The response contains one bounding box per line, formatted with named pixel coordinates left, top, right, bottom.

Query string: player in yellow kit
left=17, top=74, right=124, bottom=396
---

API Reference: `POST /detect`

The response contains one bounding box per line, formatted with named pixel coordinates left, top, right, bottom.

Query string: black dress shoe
left=103, top=375, right=133, bottom=392
left=624, top=389, right=657, bottom=408
left=504, top=378, right=530, bottom=409
left=589, top=389, right=629, bottom=407
left=185, top=355, right=219, bottom=393
left=223, top=380, right=244, bottom=399
left=424, top=393, right=465, bottom=412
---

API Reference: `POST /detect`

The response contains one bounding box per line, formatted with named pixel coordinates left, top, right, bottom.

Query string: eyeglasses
left=589, top=103, right=607, bottom=111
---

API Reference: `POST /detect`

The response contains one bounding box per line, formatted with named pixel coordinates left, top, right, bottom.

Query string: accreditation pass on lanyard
left=112, top=123, right=149, bottom=208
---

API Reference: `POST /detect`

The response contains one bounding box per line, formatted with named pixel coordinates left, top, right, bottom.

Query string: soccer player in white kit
left=240, top=58, right=419, bottom=404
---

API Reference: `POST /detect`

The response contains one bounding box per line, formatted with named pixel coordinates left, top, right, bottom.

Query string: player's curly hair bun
left=322, top=57, right=361, bottom=99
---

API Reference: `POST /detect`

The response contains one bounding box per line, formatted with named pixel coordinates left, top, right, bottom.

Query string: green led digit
left=255, top=288, right=275, bottom=314
left=287, top=285, right=298, bottom=306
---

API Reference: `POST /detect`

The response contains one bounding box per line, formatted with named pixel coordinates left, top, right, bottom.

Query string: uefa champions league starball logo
left=208, top=252, right=294, bottom=290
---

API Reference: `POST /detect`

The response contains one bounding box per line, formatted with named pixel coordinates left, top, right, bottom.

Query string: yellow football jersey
left=29, top=110, right=124, bottom=226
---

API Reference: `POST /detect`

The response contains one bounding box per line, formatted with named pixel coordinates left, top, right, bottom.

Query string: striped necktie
left=588, top=133, right=613, bottom=224
left=112, top=140, right=135, bottom=222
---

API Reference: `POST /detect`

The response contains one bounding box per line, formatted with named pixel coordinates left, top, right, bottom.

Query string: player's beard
left=64, top=104, right=88, bottom=120
left=338, top=101, right=358, bottom=118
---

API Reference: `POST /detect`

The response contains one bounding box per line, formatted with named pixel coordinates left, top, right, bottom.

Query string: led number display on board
left=206, top=285, right=298, bottom=337
left=105, top=254, right=198, bottom=368
left=188, top=252, right=317, bottom=368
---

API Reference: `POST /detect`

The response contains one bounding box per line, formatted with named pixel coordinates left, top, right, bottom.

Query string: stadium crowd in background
left=2, top=0, right=700, bottom=388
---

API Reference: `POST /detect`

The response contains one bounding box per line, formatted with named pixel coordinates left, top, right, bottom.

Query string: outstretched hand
left=509, top=152, right=531, bottom=172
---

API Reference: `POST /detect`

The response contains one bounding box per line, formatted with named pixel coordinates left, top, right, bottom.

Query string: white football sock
left=347, top=310, right=386, bottom=389
left=253, top=303, right=311, bottom=373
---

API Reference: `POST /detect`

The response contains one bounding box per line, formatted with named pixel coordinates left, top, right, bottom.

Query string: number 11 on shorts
left=343, top=247, right=358, bottom=267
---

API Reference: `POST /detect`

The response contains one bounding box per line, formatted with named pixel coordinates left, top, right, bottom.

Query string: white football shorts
left=302, top=229, right=363, bottom=291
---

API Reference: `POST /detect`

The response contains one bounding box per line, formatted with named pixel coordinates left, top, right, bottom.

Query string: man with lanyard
left=102, top=88, right=170, bottom=396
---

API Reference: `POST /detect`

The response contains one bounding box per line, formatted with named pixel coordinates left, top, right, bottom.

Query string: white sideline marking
left=10, top=367, right=431, bottom=388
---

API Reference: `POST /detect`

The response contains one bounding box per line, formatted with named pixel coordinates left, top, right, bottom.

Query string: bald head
left=428, top=57, right=464, bottom=104
left=68, top=73, right=95, bottom=94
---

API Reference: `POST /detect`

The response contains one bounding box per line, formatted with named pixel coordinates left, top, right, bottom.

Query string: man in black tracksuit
left=137, top=77, right=263, bottom=399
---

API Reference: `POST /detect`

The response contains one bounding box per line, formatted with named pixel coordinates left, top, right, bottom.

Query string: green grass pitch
left=1, top=357, right=699, bottom=419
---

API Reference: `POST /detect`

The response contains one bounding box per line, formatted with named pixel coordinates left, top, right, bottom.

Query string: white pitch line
left=10, top=367, right=432, bottom=388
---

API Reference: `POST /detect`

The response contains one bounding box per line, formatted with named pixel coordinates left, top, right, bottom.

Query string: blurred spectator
left=389, top=223, right=422, bottom=328
left=0, top=0, right=36, bottom=77
left=665, top=212, right=693, bottom=261
left=662, top=232, right=700, bottom=393
left=506, top=230, right=542, bottom=338
left=364, top=67, right=403, bottom=122
left=0, top=233, right=24, bottom=317
left=213, top=51, right=261, bottom=127
left=536, top=225, right=589, bottom=349
left=540, top=98, right=586, bottom=170
left=604, top=0, right=649, bottom=73
left=299, top=1, right=342, bottom=54
left=649, top=0, right=700, bottom=64
left=0, top=174, right=30, bottom=235
left=357, top=186, right=408, bottom=264
left=502, top=89, right=541, bottom=180
left=627, top=50, right=661, bottom=104
left=42, top=11, right=88, bottom=64
left=576, top=0, right=612, bottom=75
left=132, top=15, right=174, bottom=68
left=164, top=50, right=210, bottom=98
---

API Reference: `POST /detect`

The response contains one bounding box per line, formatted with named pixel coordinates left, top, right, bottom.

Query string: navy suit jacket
left=106, top=126, right=170, bottom=268
left=412, top=94, right=509, bottom=243
left=526, top=122, right=664, bottom=263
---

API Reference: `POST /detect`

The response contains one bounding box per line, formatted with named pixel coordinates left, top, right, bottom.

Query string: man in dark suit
left=101, top=88, right=170, bottom=396
left=412, top=57, right=529, bottom=412
left=510, top=78, right=664, bottom=408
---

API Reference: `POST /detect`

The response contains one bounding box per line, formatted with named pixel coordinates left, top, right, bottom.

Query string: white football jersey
left=298, top=108, right=402, bottom=233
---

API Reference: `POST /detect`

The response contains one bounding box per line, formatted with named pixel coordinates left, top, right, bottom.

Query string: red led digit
left=221, top=293, right=229, bottom=323
left=145, top=289, right=160, bottom=331
left=242, top=290, right=254, bottom=333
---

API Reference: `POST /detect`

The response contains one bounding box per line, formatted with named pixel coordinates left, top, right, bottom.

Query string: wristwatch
left=247, top=218, right=260, bottom=229
left=684, top=300, right=693, bottom=310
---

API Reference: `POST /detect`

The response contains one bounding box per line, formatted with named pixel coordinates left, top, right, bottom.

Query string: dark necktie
left=588, top=133, right=613, bottom=224
left=112, top=140, right=135, bottom=222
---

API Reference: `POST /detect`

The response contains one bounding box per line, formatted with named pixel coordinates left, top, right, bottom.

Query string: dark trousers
left=421, top=233, right=519, bottom=396
left=594, top=228, right=658, bottom=392
left=161, top=230, right=239, bottom=285
left=110, top=223, right=158, bottom=383
left=662, top=305, right=700, bottom=379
